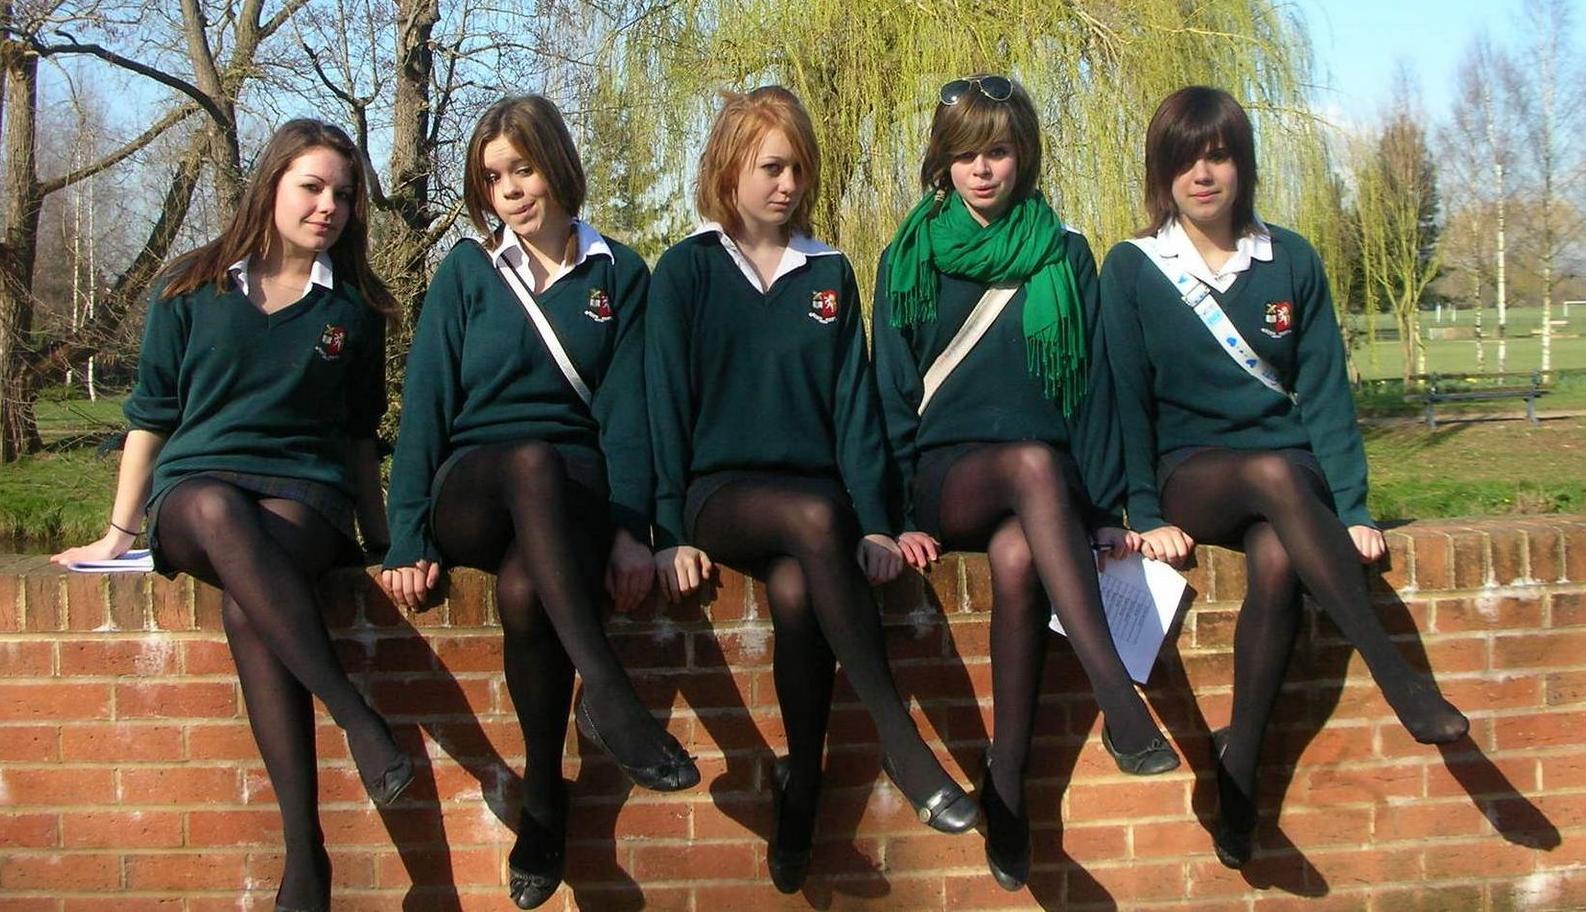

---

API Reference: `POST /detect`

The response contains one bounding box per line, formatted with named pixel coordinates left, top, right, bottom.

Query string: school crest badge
left=585, top=288, right=614, bottom=323
left=315, top=324, right=346, bottom=361
left=1262, top=300, right=1294, bottom=338
left=808, top=289, right=838, bottom=324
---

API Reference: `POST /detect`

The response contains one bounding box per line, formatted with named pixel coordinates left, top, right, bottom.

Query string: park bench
left=1403, top=371, right=1550, bottom=429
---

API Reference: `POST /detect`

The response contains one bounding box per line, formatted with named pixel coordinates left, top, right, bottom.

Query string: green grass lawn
left=1347, top=305, right=1586, bottom=380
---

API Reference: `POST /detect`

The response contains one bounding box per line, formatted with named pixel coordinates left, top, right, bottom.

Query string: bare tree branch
left=29, top=34, right=226, bottom=124
left=37, top=102, right=197, bottom=196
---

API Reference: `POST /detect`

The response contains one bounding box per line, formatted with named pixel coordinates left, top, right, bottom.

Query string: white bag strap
left=1126, top=238, right=1295, bottom=403
left=472, top=239, right=593, bottom=407
left=918, top=284, right=1020, bottom=415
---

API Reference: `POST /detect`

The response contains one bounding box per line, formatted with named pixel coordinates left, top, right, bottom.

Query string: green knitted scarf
left=886, top=191, right=1087, bottom=415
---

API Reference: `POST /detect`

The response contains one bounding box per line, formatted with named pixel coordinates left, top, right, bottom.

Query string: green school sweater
left=384, top=236, right=652, bottom=568
left=123, top=278, right=386, bottom=505
left=871, top=229, right=1126, bottom=530
left=645, top=232, right=892, bottom=548
left=1099, top=224, right=1373, bottom=531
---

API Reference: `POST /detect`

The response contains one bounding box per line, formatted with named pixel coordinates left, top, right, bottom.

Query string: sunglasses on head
left=939, top=75, right=1014, bottom=106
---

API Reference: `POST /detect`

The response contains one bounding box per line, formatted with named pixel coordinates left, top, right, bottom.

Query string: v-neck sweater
left=870, top=229, right=1126, bottom=530
left=1099, top=224, right=1372, bottom=531
left=123, top=278, right=387, bottom=506
left=645, top=231, right=892, bottom=548
left=384, top=237, right=652, bottom=567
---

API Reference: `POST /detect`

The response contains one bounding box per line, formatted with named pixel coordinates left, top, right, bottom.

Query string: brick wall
left=1, top=516, right=1583, bottom=911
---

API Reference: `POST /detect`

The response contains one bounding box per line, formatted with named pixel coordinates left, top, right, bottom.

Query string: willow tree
left=600, top=0, right=1329, bottom=303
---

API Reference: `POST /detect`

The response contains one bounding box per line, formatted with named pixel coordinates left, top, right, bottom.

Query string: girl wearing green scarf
left=871, top=76, right=1177, bottom=892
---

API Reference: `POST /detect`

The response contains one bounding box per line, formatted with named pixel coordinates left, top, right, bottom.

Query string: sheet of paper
left=66, top=549, right=154, bottom=573
left=1049, top=553, right=1188, bottom=684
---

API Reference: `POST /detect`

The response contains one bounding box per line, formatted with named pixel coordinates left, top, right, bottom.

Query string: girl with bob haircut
left=1100, top=85, right=1468, bottom=870
left=648, top=85, right=979, bottom=894
left=382, top=95, right=697, bottom=910
left=55, top=119, right=405, bottom=911
left=872, top=75, right=1163, bottom=892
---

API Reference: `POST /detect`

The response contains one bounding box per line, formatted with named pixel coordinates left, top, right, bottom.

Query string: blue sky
left=1298, top=0, right=1585, bottom=123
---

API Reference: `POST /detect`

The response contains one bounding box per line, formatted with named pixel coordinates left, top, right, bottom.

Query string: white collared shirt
left=1152, top=217, right=1273, bottom=293
left=227, top=252, right=335, bottom=297
left=490, top=220, right=612, bottom=295
left=688, top=221, right=842, bottom=293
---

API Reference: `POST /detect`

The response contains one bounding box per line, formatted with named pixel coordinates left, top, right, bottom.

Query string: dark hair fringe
left=1139, top=86, right=1258, bottom=237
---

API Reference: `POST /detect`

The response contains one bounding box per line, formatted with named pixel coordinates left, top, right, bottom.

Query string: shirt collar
left=227, top=252, right=335, bottom=297
left=1155, top=217, right=1272, bottom=293
left=490, top=219, right=612, bottom=291
left=689, top=221, right=841, bottom=292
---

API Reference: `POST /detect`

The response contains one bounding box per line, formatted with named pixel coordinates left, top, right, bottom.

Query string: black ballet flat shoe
left=768, top=757, right=814, bottom=894
left=359, top=750, right=415, bottom=808
left=1210, top=728, right=1255, bottom=870
left=1101, top=725, right=1180, bottom=776
left=979, top=751, right=1030, bottom=892
left=508, top=783, right=569, bottom=910
left=880, top=754, right=980, bottom=834
left=574, top=696, right=701, bottom=792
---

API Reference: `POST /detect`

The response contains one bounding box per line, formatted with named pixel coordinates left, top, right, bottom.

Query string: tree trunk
left=0, top=34, right=43, bottom=460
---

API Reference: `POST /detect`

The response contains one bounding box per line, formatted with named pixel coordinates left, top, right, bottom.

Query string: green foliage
left=601, top=0, right=1329, bottom=301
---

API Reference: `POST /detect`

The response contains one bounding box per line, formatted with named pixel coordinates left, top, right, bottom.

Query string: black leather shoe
left=980, top=751, right=1029, bottom=891
left=1210, top=728, right=1255, bottom=869
left=575, top=696, right=701, bottom=792
left=359, top=750, right=414, bottom=808
left=509, top=782, right=568, bottom=909
left=880, top=755, right=979, bottom=834
left=1101, top=725, right=1180, bottom=776
left=768, top=757, right=814, bottom=894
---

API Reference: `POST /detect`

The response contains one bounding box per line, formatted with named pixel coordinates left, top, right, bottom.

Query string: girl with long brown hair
left=54, top=119, right=408, bottom=912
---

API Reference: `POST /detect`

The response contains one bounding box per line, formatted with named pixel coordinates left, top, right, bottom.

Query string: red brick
left=22, top=573, right=64, bottom=631
left=125, top=853, right=246, bottom=890
left=372, top=846, right=499, bottom=887
left=428, top=635, right=501, bottom=673
left=62, top=809, right=183, bottom=847
left=186, top=808, right=282, bottom=845
left=58, top=639, right=181, bottom=677
left=1077, top=859, right=1203, bottom=902
left=0, top=574, right=21, bottom=632
left=0, top=768, right=115, bottom=805
left=179, top=639, right=234, bottom=675
left=1436, top=594, right=1544, bottom=632
left=0, top=725, right=57, bottom=761
left=1423, top=837, right=1538, bottom=880
left=63, top=573, right=108, bottom=631
left=1490, top=527, right=1529, bottom=586
left=106, top=573, right=148, bottom=630
left=1552, top=591, right=1586, bottom=627
left=1413, top=530, right=1454, bottom=591
left=0, top=852, right=120, bottom=890
left=631, top=841, right=757, bottom=880
left=1206, top=546, right=1247, bottom=604
left=1494, top=711, right=1586, bottom=751
left=0, top=641, right=52, bottom=676
left=63, top=900, right=186, bottom=911
left=120, top=766, right=241, bottom=804
left=567, top=798, right=691, bottom=841
left=1368, top=885, right=1488, bottom=912
left=148, top=574, right=193, bottom=630
left=192, top=579, right=225, bottom=630
left=1067, top=777, right=1188, bottom=822
left=1272, top=805, right=1373, bottom=846
left=1524, top=525, right=1565, bottom=584
left=0, top=813, right=58, bottom=847
left=1298, top=762, right=1422, bottom=805
left=369, top=677, right=493, bottom=718
left=1492, top=630, right=1586, bottom=670
left=185, top=722, right=262, bottom=759
left=443, top=568, right=493, bottom=627
left=116, top=681, right=237, bottom=718
left=1566, top=525, right=1586, bottom=582
left=0, top=683, right=112, bottom=723
left=61, top=723, right=182, bottom=762
left=1375, top=799, right=1495, bottom=841
left=702, top=568, right=754, bottom=622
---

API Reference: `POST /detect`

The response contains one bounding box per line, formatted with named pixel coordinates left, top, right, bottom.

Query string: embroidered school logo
left=808, top=289, right=838, bottom=324
left=1262, top=300, right=1294, bottom=338
left=585, top=288, right=613, bottom=323
left=315, top=324, right=346, bottom=361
